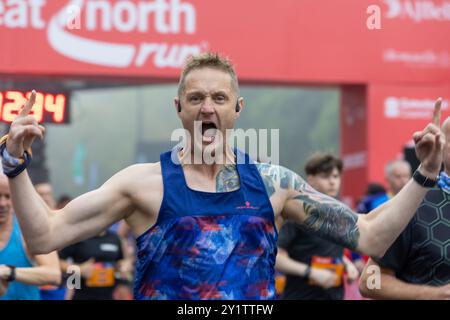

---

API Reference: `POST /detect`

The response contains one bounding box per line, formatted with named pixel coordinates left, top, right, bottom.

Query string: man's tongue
left=202, top=124, right=217, bottom=142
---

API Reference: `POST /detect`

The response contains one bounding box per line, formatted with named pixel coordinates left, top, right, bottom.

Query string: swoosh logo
left=47, top=0, right=136, bottom=68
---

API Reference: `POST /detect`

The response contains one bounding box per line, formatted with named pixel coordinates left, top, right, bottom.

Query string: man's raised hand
left=413, top=98, right=445, bottom=177
left=5, top=90, right=46, bottom=158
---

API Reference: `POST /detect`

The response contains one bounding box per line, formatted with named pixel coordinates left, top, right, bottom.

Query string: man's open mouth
left=201, top=122, right=218, bottom=143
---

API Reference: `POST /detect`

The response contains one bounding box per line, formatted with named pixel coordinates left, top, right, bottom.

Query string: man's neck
left=179, top=144, right=236, bottom=178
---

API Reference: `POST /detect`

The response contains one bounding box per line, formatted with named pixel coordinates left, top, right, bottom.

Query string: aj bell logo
left=236, top=201, right=260, bottom=210
left=384, top=0, right=450, bottom=22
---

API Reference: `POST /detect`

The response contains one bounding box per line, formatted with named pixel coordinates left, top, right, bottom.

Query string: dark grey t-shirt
left=278, top=222, right=344, bottom=300
left=376, top=188, right=450, bottom=286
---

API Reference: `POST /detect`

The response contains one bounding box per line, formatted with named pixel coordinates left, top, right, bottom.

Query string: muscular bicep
left=49, top=169, right=135, bottom=251
left=265, top=168, right=363, bottom=253
left=282, top=184, right=362, bottom=250
left=257, top=163, right=364, bottom=251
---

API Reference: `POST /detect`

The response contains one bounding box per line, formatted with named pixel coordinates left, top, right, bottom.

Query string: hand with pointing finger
left=5, top=90, right=46, bottom=158
left=413, top=98, right=445, bottom=178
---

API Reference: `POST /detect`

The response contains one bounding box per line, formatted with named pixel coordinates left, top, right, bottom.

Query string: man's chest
left=126, top=171, right=285, bottom=235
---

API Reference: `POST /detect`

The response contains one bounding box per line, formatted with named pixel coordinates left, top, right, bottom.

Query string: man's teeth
left=203, top=135, right=215, bottom=142
left=203, top=128, right=217, bottom=137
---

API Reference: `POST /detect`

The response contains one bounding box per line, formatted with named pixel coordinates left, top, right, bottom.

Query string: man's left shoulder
left=254, top=162, right=285, bottom=176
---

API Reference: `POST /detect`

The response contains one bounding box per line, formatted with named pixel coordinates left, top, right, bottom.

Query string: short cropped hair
left=305, top=153, right=343, bottom=176
left=384, top=160, right=411, bottom=178
left=178, top=52, right=239, bottom=97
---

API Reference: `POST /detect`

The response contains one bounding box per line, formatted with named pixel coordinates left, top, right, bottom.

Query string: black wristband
left=413, top=169, right=438, bottom=188
left=6, top=265, right=16, bottom=282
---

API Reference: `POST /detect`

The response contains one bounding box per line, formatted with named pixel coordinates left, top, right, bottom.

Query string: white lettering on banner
left=0, top=0, right=196, bottom=32
left=343, top=152, right=367, bottom=170
left=384, top=0, right=450, bottom=22
left=0, top=0, right=205, bottom=68
left=384, top=97, right=449, bottom=119
left=85, top=0, right=195, bottom=34
left=135, top=43, right=202, bottom=68
left=0, top=0, right=45, bottom=29
left=383, top=49, right=450, bottom=68
left=44, top=0, right=205, bottom=69
left=47, top=0, right=137, bottom=68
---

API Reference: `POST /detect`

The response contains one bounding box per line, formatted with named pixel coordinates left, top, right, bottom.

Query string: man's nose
left=200, top=99, right=215, bottom=114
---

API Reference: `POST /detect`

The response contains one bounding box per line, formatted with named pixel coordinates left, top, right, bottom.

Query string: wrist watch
left=6, top=265, right=16, bottom=282
left=413, top=169, right=438, bottom=188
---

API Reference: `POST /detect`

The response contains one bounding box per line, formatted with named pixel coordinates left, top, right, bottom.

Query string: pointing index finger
left=432, top=97, right=442, bottom=126
left=19, top=90, right=36, bottom=117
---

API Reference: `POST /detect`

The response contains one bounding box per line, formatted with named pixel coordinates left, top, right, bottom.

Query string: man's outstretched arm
left=0, top=251, right=61, bottom=287
left=291, top=170, right=435, bottom=258
left=259, top=99, right=444, bottom=258
left=4, top=91, right=136, bottom=254
left=9, top=169, right=136, bottom=255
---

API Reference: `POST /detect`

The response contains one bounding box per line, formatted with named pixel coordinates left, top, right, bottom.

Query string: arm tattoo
left=256, top=163, right=302, bottom=197
left=256, top=162, right=360, bottom=250
left=295, top=193, right=360, bottom=250
left=255, top=163, right=279, bottom=197
left=216, top=165, right=240, bottom=192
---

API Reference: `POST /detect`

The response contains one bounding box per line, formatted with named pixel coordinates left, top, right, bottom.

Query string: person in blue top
left=0, top=175, right=61, bottom=300
left=1, top=52, right=446, bottom=300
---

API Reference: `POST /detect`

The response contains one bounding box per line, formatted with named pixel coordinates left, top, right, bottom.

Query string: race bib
left=86, top=263, right=115, bottom=288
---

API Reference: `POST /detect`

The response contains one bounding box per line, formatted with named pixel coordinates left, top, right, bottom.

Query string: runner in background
left=276, top=153, right=359, bottom=299
left=0, top=176, right=61, bottom=300
left=59, top=230, right=125, bottom=300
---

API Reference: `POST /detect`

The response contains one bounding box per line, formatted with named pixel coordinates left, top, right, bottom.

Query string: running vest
left=134, top=148, right=277, bottom=300
left=0, top=216, right=40, bottom=300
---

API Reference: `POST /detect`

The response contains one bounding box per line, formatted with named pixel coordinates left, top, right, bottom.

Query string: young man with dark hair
left=276, top=153, right=359, bottom=299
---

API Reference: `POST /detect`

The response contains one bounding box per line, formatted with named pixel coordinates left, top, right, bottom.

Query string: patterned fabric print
left=134, top=215, right=277, bottom=300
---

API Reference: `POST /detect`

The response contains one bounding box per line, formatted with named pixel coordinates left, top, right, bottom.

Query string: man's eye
left=215, top=96, right=226, bottom=102
left=190, top=96, right=201, bottom=103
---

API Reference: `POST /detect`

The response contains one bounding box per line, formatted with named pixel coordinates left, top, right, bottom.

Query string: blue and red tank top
left=134, top=148, right=277, bottom=300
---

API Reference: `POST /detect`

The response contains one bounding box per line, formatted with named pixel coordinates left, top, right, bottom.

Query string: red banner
left=341, top=83, right=450, bottom=206
left=340, top=86, right=368, bottom=208
left=0, top=0, right=449, bottom=83
left=367, top=83, right=450, bottom=183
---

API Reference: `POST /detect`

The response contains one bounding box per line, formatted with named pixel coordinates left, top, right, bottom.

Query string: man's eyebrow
left=185, top=90, right=206, bottom=96
left=185, top=90, right=230, bottom=96
left=211, top=90, right=229, bottom=96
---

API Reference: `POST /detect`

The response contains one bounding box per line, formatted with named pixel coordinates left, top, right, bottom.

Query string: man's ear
left=174, top=97, right=181, bottom=113
left=235, top=97, right=244, bottom=118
